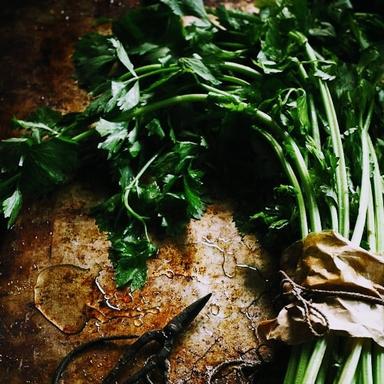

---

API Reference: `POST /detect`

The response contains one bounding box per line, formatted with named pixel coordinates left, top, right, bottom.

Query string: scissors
left=52, top=293, right=212, bottom=384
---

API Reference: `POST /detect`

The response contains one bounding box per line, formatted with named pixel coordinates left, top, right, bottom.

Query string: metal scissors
left=53, top=293, right=211, bottom=384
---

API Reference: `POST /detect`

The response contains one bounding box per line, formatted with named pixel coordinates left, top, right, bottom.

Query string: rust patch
left=0, top=184, right=275, bottom=383
left=0, top=1, right=277, bottom=383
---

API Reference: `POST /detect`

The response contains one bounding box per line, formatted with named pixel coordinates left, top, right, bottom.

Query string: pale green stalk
left=373, top=344, right=384, bottom=384
left=334, top=339, right=364, bottom=384
left=302, top=338, right=328, bottom=384
left=131, top=94, right=209, bottom=118
left=351, top=129, right=370, bottom=245
left=284, top=346, right=301, bottom=384
left=222, top=61, right=262, bottom=79
left=308, top=94, right=321, bottom=149
left=256, top=129, right=309, bottom=237
left=368, top=136, right=384, bottom=384
left=305, top=42, right=349, bottom=238
left=368, top=136, right=384, bottom=253
left=361, top=340, right=373, bottom=384
left=253, top=110, right=322, bottom=232
left=292, top=343, right=313, bottom=384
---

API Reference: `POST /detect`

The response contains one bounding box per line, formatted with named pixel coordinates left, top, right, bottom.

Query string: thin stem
left=221, top=61, right=261, bottom=79
left=308, top=94, right=321, bottom=149
left=367, top=183, right=376, bottom=250
left=361, top=340, right=373, bottom=384
left=219, top=74, right=250, bottom=86
left=296, top=343, right=314, bottom=383
left=351, top=128, right=370, bottom=245
left=334, top=339, right=364, bottom=384
left=328, top=203, right=339, bottom=233
left=316, top=336, right=336, bottom=384
left=302, top=338, right=328, bottom=384
left=131, top=94, right=209, bottom=119
left=217, top=42, right=247, bottom=49
left=123, top=153, right=159, bottom=241
left=72, top=129, right=95, bottom=142
left=368, top=136, right=384, bottom=252
left=373, top=344, right=384, bottom=384
left=256, top=128, right=309, bottom=237
left=119, top=63, right=177, bottom=81
left=251, top=110, right=322, bottom=232
left=133, top=67, right=177, bottom=82
left=306, top=42, right=349, bottom=238
left=284, top=346, right=301, bottom=384
left=201, top=84, right=239, bottom=99
left=249, top=110, right=321, bottom=232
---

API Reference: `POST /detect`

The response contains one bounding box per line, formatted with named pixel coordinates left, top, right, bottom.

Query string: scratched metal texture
left=0, top=1, right=282, bottom=383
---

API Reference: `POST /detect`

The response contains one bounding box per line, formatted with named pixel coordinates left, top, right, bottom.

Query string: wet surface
left=0, top=1, right=277, bottom=383
left=0, top=182, right=276, bottom=383
left=0, top=0, right=139, bottom=138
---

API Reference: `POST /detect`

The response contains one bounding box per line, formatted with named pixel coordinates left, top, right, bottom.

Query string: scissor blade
left=165, top=293, right=212, bottom=335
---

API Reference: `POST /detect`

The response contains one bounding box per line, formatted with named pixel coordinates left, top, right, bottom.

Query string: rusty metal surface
left=0, top=2, right=278, bottom=383
left=0, top=0, right=139, bottom=137
left=0, top=183, right=275, bottom=383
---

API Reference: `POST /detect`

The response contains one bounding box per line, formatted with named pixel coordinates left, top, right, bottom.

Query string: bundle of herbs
left=1, top=0, right=384, bottom=382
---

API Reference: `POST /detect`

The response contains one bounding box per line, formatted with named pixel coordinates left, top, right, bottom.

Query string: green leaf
left=22, top=139, right=78, bottom=192
left=73, top=33, right=116, bottom=92
left=2, top=189, right=23, bottom=228
left=183, top=171, right=204, bottom=218
left=117, top=81, right=140, bottom=111
left=160, top=0, right=209, bottom=20
left=96, top=119, right=129, bottom=156
left=314, top=68, right=336, bottom=81
left=109, top=37, right=137, bottom=77
left=146, top=118, right=166, bottom=139
left=110, top=232, right=157, bottom=289
left=180, top=56, right=221, bottom=85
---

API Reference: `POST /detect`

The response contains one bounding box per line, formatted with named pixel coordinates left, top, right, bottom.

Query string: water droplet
left=133, top=318, right=143, bottom=327
left=210, top=304, right=220, bottom=316
left=145, top=307, right=160, bottom=315
left=165, top=270, right=174, bottom=279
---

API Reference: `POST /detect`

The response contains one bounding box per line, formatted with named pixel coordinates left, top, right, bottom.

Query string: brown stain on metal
left=0, top=182, right=275, bottom=383
left=0, top=0, right=139, bottom=138
left=0, top=1, right=275, bottom=383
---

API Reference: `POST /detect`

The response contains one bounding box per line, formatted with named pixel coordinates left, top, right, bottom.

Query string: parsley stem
left=133, top=67, right=178, bottom=82
left=71, top=129, right=95, bottom=142
left=367, top=183, right=376, bottom=250
left=301, top=338, right=328, bottom=384
left=295, top=343, right=313, bottom=383
left=373, top=344, right=384, bottom=384
left=351, top=102, right=374, bottom=245
left=284, top=346, right=300, bottom=384
left=219, top=74, right=250, bottom=86
left=361, top=340, right=373, bottom=384
left=131, top=94, right=209, bottom=118
left=123, top=153, right=159, bottom=242
left=368, top=136, right=384, bottom=253
left=217, top=42, right=247, bottom=49
left=119, top=64, right=177, bottom=81
left=305, top=42, right=349, bottom=238
left=351, top=129, right=370, bottom=245
left=316, top=336, right=336, bottom=384
left=256, top=128, right=309, bottom=237
left=335, top=339, right=364, bottom=384
left=308, top=94, right=321, bottom=149
left=221, top=61, right=262, bottom=79
left=252, top=109, right=321, bottom=232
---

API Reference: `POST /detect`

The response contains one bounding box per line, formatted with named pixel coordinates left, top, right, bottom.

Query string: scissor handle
left=102, top=329, right=166, bottom=384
